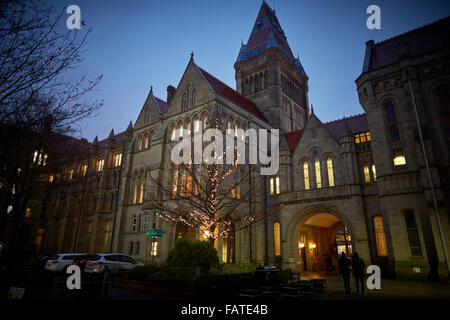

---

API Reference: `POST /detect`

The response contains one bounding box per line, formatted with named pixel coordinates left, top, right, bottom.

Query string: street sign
left=146, top=229, right=164, bottom=238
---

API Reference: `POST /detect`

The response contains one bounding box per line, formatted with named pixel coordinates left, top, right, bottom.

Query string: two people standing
left=338, top=251, right=365, bottom=294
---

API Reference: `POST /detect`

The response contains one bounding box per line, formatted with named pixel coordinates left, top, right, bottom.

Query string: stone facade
left=42, top=3, right=449, bottom=281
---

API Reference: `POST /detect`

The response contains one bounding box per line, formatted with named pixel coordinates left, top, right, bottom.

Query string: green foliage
left=210, top=263, right=257, bottom=275
left=126, top=264, right=159, bottom=282
left=166, top=239, right=219, bottom=270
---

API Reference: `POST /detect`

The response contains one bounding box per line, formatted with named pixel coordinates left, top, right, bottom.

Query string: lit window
left=187, top=176, right=192, bottom=195
left=35, top=228, right=44, bottom=252
left=222, top=239, right=228, bottom=263
left=151, top=241, right=158, bottom=256
left=180, top=174, right=187, bottom=197
left=303, top=161, right=310, bottom=190
left=270, top=177, right=280, bottom=195
left=139, top=184, right=144, bottom=203
left=133, top=184, right=138, bottom=204
left=274, top=222, right=281, bottom=256
left=393, top=155, right=406, bottom=166
left=49, top=175, right=54, bottom=183
left=360, top=133, right=366, bottom=143
left=144, top=135, right=149, bottom=149
left=25, top=208, right=31, bottom=218
left=364, top=165, right=371, bottom=182
left=81, top=164, right=88, bottom=176
left=326, top=157, right=334, bottom=187
left=69, top=169, right=73, bottom=180
left=373, top=216, right=388, bottom=257
left=114, top=153, right=122, bottom=167
left=372, top=164, right=377, bottom=181
left=33, top=150, right=47, bottom=166
left=354, top=135, right=360, bottom=143
left=172, top=170, right=178, bottom=196
left=314, top=158, right=321, bottom=189
left=104, top=220, right=112, bottom=249
left=88, top=222, right=93, bottom=233
left=97, top=159, right=104, bottom=172
left=366, top=132, right=371, bottom=141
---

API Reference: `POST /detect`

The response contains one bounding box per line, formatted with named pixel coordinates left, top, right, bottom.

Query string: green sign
left=146, top=229, right=164, bottom=238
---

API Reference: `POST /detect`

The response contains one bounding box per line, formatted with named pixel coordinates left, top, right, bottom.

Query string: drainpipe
left=408, top=79, right=450, bottom=279
left=247, top=119, right=252, bottom=263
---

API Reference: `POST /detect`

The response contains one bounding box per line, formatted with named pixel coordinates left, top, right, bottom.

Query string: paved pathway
left=300, top=271, right=450, bottom=299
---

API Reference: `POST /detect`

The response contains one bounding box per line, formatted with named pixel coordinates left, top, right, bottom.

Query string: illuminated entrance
left=296, top=213, right=352, bottom=272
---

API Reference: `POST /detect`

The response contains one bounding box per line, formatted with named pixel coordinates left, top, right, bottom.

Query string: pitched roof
left=197, top=65, right=267, bottom=122
left=324, top=113, right=368, bottom=140
left=284, top=128, right=304, bottom=152
left=363, top=16, right=450, bottom=72
left=98, top=130, right=128, bottom=148
left=153, top=96, right=168, bottom=113
left=236, top=1, right=306, bottom=76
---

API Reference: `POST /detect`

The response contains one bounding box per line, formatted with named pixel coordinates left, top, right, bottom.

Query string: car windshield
left=48, top=254, right=59, bottom=260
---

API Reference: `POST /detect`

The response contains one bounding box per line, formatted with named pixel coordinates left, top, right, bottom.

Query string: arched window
left=191, top=89, right=196, bottom=108
left=274, top=222, right=281, bottom=256
left=326, top=157, right=334, bottom=187
left=188, top=85, right=192, bottom=109
left=185, top=120, right=191, bottom=136
left=384, top=101, right=400, bottom=142
left=136, top=136, right=142, bottom=151
left=202, top=114, right=208, bottom=130
left=170, top=124, right=176, bottom=141
left=193, top=115, right=200, bottom=133
left=303, top=161, right=310, bottom=190
left=172, top=169, right=178, bottom=196
left=182, top=93, right=187, bottom=110
left=177, top=121, right=183, bottom=138
left=314, top=153, right=322, bottom=189
left=144, top=133, right=149, bottom=149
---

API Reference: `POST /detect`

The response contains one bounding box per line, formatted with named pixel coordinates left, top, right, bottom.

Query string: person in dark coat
left=338, top=252, right=351, bottom=294
left=352, top=252, right=366, bottom=294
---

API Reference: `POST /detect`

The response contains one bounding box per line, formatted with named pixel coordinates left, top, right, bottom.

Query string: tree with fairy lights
left=146, top=109, right=262, bottom=245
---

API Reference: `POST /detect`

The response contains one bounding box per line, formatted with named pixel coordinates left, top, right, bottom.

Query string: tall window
left=364, top=165, right=371, bottom=182
left=114, top=153, right=122, bottom=167
left=222, top=239, right=228, bottom=263
left=171, top=125, right=176, bottom=141
left=131, top=215, right=137, bottom=232
left=172, top=169, right=178, bottom=196
left=25, top=208, right=31, bottom=218
left=182, top=93, right=187, bottom=110
left=139, top=183, right=144, bottom=203
left=81, top=164, right=88, bottom=176
left=372, top=164, right=377, bottom=181
left=270, top=176, right=280, bottom=195
left=151, top=241, right=158, bottom=256
left=144, top=134, right=149, bottom=149
left=314, top=153, right=321, bottom=189
left=404, top=210, right=422, bottom=256
left=303, top=161, right=310, bottom=190
left=129, top=242, right=134, bottom=255
left=326, top=157, right=334, bottom=187
left=191, top=89, right=196, bottom=108
left=384, top=101, right=400, bottom=143
left=274, top=222, right=281, bottom=256
left=104, top=220, right=112, bottom=250
left=133, top=184, right=138, bottom=204
left=97, top=159, right=104, bottom=172
left=373, top=216, right=388, bottom=257
left=35, top=228, right=44, bottom=253
left=135, top=241, right=140, bottom=255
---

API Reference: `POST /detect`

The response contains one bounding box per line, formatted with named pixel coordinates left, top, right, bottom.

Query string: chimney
left=167, top=85, right=176, bottom=104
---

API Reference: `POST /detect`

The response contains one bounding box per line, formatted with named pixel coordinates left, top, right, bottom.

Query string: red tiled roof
left=368, top=17, right=450, bottom=71
left=197, top=66, right=267, bottom=122
left=284, top=129, right=304, bottom=152
left=324, top=113, right=368, bottom=139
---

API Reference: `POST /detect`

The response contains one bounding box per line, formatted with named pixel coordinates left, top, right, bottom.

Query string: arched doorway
left=295, top=213, right=353, bottom=272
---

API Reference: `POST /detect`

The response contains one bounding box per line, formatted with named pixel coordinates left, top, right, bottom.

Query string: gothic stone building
left=44, top=3, right=450, bottom=281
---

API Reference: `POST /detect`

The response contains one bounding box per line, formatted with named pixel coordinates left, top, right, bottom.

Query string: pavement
left=300, top=271, right=450, bottom=299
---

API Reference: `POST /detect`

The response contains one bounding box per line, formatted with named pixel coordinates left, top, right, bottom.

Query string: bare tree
left=147, top=116, right=272, bottom=245
left=0, top=0, right=102, bottom=262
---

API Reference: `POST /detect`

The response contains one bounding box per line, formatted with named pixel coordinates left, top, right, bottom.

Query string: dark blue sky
left=63, top=0, right=450, bottom=141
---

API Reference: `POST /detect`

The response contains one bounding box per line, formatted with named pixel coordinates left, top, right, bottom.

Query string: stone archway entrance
left=295, top=213, right=353, bottom=273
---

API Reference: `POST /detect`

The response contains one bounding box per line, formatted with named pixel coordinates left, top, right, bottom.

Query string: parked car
left=84, top=253, right=143, bottom=276
left=44, top=253, right=91, bottom=272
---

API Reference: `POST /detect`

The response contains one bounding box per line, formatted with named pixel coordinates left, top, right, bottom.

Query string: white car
left=44, top=253, right=89, bottom=272
left=84, top=253, right=143, bottom=275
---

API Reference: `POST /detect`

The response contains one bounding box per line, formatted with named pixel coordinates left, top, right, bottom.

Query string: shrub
left=166, top=239, right=219, bottom=271
left=127, top=264, right=159, bottom=281
left=210, top=263, right=257, bottom=275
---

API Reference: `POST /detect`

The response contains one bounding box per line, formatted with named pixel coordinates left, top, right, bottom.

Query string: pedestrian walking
left=352, top=252, right=365, bottom=294
left=338, top=251, right=351, bottom=294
